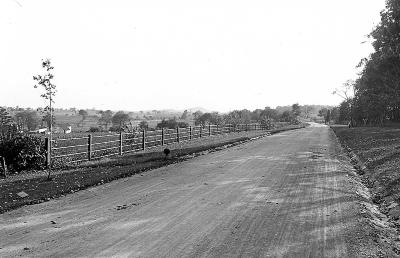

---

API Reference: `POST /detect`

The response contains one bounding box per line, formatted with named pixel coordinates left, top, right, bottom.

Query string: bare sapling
left=33, top=59, right=57, bottom=181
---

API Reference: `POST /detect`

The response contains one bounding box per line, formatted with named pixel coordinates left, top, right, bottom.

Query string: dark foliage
left=88, top=126, right=102, bottom=132
left=156, top=119, right=180, bottom=129
left=346, top=1, right=400, bottom=126
left=111, top=111, right=130, bottom=128
left=0, top=107, right=15, bottom=140
left=0, top=135, right=46, bottom=172
left=109, top=126, right=124, bottom=132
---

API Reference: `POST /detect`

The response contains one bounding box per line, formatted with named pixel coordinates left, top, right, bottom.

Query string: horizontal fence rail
left=46, top=123, right=268, bottom=167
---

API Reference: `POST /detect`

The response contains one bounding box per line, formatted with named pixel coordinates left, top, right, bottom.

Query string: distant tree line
left=2, top=103, right=332, bottom=136
left=189, top=104, right=303, bottom=129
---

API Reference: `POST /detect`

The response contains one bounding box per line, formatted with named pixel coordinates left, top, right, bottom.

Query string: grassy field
left=332, top=126, right=400, bottom=221
left=55, top=114, right=99, bottom=132
left=0, top=124, right=306, bottom=214
left=50, top=125, right=250, bottom=166
left=49, top=123, right=293, bottom=166
left=53, top=112, right=165, bottom=133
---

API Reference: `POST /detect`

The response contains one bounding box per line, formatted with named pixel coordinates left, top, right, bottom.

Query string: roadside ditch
left=331, top=126, right=400, bottom=256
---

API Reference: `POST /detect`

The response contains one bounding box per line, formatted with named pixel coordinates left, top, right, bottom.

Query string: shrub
left=0, top=135, right=46, bottom=172
left=177, top=122, right=189, bottom=128
left=88, top=127, right=102, bottom=132
left=109, top=126, right=123, bottom=132
left=156, top=119, right=189, bottom=129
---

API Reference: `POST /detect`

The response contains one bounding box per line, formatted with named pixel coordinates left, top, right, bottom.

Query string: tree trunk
left=0, top=156, right=7, bottom=178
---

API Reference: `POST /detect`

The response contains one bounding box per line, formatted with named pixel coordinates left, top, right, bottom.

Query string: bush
left=177, top=121, right=189, bottom=128
left=88, top=127, right=102, bottom=133
left=0, top=135, right=46, bottom=172
left=156, top=119, right=189, bottom=129
left=109, top=126, right=123, bottom=132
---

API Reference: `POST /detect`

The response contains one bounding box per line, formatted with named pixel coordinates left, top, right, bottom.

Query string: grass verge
left=0, top=125, right=305, bottom=214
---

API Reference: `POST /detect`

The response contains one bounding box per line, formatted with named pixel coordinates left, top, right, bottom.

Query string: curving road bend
left=0, top=124, right=367, bottom=257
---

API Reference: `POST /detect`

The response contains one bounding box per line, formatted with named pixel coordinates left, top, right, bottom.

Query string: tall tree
left=301, top=105, right=314, bottom=119
left=223, top=110, right=251, bottom=126
left=251, top=109, right=263, bottom=121
left=195, top=112, right=222, bottom=126
left=325, top=110, right=331, bottom=124
left=260, top=107, right=278, bottom=125
left=111, top=111, right=130, bottom=128
left=291, top=103, right=301, bottom=117
left=338, top=100, right=352, bottom=123
left=181, top=110, right=189, bottom=120
left=349, top=1, right=400, bottom=125
left=139, top=120, right=149, bottom=130
left=15, top=110, right=40, bottom=131
left=0, top=107, right=14, bottom=140
left=42, top=113, right=56, bottom=129
left=280, top=111, right=293, bottom=122
left=98, top=110, right=113, bottom=129
left=193, top=111, right=203, bottom=120
left=0, top=107, right=13, bottom=126
left=318, top=108, right=333, bottom=124
left=330, top=107, right=340, bottom=124
left=78, top=109, right=88, bottom=127
left=318, top=108, right=328, bottom=119
left=156, top=118, right=178, bottom=129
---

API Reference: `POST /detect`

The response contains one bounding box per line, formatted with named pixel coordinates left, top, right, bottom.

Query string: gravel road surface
left=0, top=124, right=372, bottom=257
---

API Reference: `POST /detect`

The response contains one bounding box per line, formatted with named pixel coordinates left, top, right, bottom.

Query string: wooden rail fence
left=45, top=123, right=267, bottom=167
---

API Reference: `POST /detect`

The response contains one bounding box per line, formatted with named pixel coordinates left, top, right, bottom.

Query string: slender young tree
left=33, top=59, right=56, bottom=180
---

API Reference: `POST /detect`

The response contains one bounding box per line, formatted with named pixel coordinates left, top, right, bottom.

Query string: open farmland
left=54, top=114, right=99, bottom=132
left=53, top=113, right=164, bottom=133
left=49, top=123, right=296, bottom=167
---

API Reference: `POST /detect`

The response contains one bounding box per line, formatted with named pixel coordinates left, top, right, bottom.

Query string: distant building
left=65, top=126, right=72, bottom=134
left=29, top=127, right=48, bottom=134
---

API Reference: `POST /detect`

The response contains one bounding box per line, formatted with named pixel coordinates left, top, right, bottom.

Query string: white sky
left=1, top=0, right=386, bottom=112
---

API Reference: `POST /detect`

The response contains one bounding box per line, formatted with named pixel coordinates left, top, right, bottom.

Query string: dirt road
left=0, top=125, right=376, bottom=257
